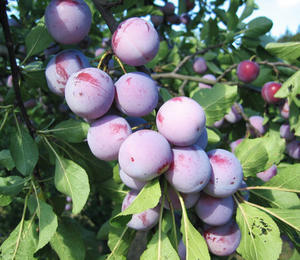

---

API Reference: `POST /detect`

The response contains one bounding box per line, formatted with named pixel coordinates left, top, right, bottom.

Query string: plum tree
left=111, top=17, right=160, bottom=66
left=122, top=190, right=160, bottom=231
left=165, top=145, right=212, bottom=193
left=45, top=0, right=92, bottom=44
left=118, top=130, right=173, bottom=181
left=119, top=167, right=147, bottom=190
left=236, top=60, right=260, bottom=83
left=204, top=221, right=241, bottom=256
left=256, top=164, right=277, bottom=182
left=195, top=193, right=234, bottom=226
left=204, top=149, right=243, bottom=198
left=64, top=67, right=115, bottom=119
left=87, top=115, right=132, bottom=161
left=156, top=96, right=206, bottom=146
left=45, top=49, right=90, bottom=96
left=193, top=57, right=207, bottom=74
left=114, top=72, right=158, bottom=117
left=261, top=82, right=282, bottom=104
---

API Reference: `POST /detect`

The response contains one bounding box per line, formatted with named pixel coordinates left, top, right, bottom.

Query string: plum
left=204, top=149, right=243, bottom=198
left=65, top=67, right=115, bottom=119
left=230, top=138, right=244, bottom=153
left=224, top=104, right=243, bottom=124
left=204, top=220, right=241, bottom=256
left=237, top=60, right=259, bottom=83
left=256, top=164, right=277, bottom=182
left=112, top=17, right=159, bottom=66
left=280, top=99, right=289, bottom=119
left=280, top=124, right=294, bottom=141
left=261, top=82, right=282, bottom=104
left=194, top=128, right=208, bottom=150
left=178, top=239, right=186, bottom=260
left=45, top=49, right=90, bottom=96
left=87, top=115, right=132, bottom=161
left=122, top=190, right=160, bottom=231
left=286, top=140, right=300, bottom=160
left=195, top=193, right=234, bottom=226
left=119, top=167, right=147, bottom=190
left=156, top=96, right=206, bottom=146
left=165, top=145, right=212, bottom=193
left=198, top=74, right=216, bottom=89
left=249, top=115, right=267, bottom=135
left=6, top=75, right=12, bottom=88
left=115, top=72, right=158, bottom=117
left=95, top=48, right=105, bottom=57
left=118, top=130, right=173, bottom=181
left=45, top=0, right=92, bottom=44
left=213, top=118, right=224, bottom=128
left=193, top=57, right=207, bottom=74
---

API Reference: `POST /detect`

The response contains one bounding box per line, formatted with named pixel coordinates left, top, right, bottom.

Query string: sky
left=156, top=0, right=300, bottom=38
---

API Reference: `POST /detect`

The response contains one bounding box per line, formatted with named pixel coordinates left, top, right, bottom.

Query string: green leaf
left=0, top=194, right=12, bottom=206
left=50, top=119, right=89, bottom=143
left=179, top=194, right=210, bottom=260
left=50, top=219, right=86, bottom=260
left=0, top=219, right=38, bottom=259
left=207, top=128, right=221, bottom=145
left=159, top=88, right=173, bottom=102
left=140, top=230, right=180, bottom=260
left=244, top=17, right=273, bottom=37
left=191, top=84, right=238, bottom=126
left=10, top=127, right=39, bottom=176
left=264, top=164, right=300, bottom=192
left=54, top=157, right=90, bottom=214
left=25, top=20, right=53, bottom=57
left=275, top=71, right=300, bottom=99
left=206, top=61, right=223, bottom=74
left=0, top=176, right=25, bottom=196
left=236, top=203, right=282, bottom=260
left=111, top=179, right=161, bottom=227
left=235, top=138, right=268, bottom=177
left=106, top=226, right=135, bottom=259
left=264, top=208, right=300, bottom=231
left=147, top=41, right=169, bottom=69
left=290, top=101, right=300, bottom=136
left=28, top=196, right=58, bottom=251
left=266, top=42, right=300, bottom=62
left=126, top=5, right=163, bottom=19
left=239, top=0, right=256, bottom=21
left=0, top=149, right=15, bottom=170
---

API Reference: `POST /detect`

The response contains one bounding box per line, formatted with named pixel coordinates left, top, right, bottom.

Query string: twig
left=178, top=79, right=188, bottom=96
left=151, top=72, right=217, bottom=84
left=0, top=2, right=35, bottom=137
left=258, top=61, right=299, bottom=71
left=91, top=0, right=150, bottom=75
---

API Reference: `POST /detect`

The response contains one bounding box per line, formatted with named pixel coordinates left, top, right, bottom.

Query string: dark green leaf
left=239, top=0, right=256, bottom=21
left=54, top=157, right=90, bottom=214
left=0, top=194, right=12, bottom=206
left=245, top=17, right=273, bottom=37
left=0, top=149, right=15, bottom=170
left=0, top=176, right=25, bottom=196
left=10, top=127, right=39, bottom=176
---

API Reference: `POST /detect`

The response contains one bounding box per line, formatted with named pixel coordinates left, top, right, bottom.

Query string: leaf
left=50, top=119, right=90, bottom=143
left=207, top=128, right=221, bottom=145
left=106, top=225, right=135, bottom=259
left=159, top=88, right=173, bottom=103
left=264, top=208, right=300, bottom=231
left=0, top=194, right=12, bottom=206
left=0, top=176, right=25, bottom=196
left=50, top=219, right=86, bottom=260
left=111, top=179, right=161, bottom=227
left=192, top=83, right=238, bottom=126
left=266, top=42, right=300, bottom=62
left=147, top=41, right=169, bottom=69
left=25, top=20, right=53, bottom=57
left=264, top=164, right=300, bottom=192
left=244, top=17, right=273, bottom=37
left=206, top=61, right=222, bottom=74
left=10, top=127, right=39, bottom=176
left=28, top=196, right=58, bottom=251
left=140, top=230, right=180, bottom=260
left=54, top=157, right=90, bottom=214
left=179, top=194, right=210, bottom=260
left=275, top=71, right=300, bottom=99
left=290, top=101, right=300, bottom=136
left=239, top=0, right=256, bottom=21
left=0, top=149, right=15, bottom=170
left=126, top=5, right=163, bottom=19
left=236, top=203, right=282, bottom=260
left=0, top=219, right=38, bottom=260
left=234, top=138, right=268, bottom=177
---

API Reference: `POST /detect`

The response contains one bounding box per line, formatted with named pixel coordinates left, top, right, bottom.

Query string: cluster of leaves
left=0, top=0, right=300, bottom=259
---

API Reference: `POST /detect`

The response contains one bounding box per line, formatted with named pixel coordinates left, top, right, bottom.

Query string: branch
left=91, top=0, right=150, bottom=75
left=0, top=1, right=35, bottom=137
left=151, top=72, right=217, bottom=84
left=258, top=61, right=299, bottom=71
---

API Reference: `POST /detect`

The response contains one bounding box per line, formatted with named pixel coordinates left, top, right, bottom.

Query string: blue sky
left=156, top=0, right=300, bottom=38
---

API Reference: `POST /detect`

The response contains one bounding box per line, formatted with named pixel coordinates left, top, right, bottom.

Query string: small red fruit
left=261, top=82, right=282, bottom=104
left=237, top=60, right=260, bottom=83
